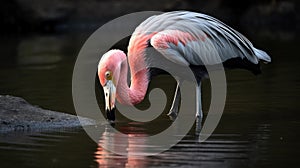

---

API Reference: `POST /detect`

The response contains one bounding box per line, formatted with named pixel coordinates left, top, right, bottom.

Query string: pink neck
left=116, top=34, right=154, bottom=105
left=116, top=52, right=149, bottom=105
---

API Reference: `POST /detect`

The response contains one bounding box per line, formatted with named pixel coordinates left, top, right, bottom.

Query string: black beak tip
left=106, top=107, right=116, bottom=122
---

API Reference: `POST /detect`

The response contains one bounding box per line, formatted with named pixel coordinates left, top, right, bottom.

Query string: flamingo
left=98, top=11, right=271, bottom=122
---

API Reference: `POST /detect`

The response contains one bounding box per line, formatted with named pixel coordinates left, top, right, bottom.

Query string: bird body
left=98, top=11, right=271, bottom=121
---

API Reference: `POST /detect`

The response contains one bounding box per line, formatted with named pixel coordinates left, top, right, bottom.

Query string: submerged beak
left=103, top=80, right=116, bottom=121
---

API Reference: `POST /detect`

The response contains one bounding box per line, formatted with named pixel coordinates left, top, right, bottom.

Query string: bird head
left=98, top=50, right=125, bottom=121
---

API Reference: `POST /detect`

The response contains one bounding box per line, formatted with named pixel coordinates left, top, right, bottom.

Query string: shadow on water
left=0, top=19, right=300, bottom=167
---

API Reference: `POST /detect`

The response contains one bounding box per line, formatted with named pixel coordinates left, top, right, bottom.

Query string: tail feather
left=254, top=48, right=271, bottom=63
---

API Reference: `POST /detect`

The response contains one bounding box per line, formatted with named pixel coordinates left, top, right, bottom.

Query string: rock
left=0, top=95, right=96, bottom=133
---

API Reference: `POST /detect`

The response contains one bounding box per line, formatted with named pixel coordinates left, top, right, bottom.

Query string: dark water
left=0, top=28, right=300, bottom=168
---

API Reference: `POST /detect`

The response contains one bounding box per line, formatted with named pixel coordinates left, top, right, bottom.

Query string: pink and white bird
left=98, top=11, right=271, bottom=122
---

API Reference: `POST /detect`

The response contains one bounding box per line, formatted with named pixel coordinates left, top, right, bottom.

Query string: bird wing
left=150, top=29, right=223, bottom=66
left=132, top=11, right=270, bottom=66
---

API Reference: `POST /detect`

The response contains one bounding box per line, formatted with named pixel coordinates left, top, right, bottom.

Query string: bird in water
left=98, top=11, right=271, bottom=123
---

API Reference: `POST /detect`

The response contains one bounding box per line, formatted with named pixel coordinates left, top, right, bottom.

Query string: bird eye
left=105, top=71, right=112, bottom=80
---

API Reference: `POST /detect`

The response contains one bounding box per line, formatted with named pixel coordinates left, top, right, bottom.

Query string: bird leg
left=167, top=81, right=181, bottom=120
left=167, top=80, right=203, bottom=135
left=195, top=82, right=203, bottom=134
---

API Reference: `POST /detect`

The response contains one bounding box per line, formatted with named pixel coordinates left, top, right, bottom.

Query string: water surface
left=0, top=29, right=299, bottom=167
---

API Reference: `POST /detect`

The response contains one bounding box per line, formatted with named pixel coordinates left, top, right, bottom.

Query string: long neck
left=116, top=50, right=149, bottom=105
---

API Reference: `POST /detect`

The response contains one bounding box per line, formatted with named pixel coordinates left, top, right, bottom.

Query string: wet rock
left=0, top=95, right=96, bottom=133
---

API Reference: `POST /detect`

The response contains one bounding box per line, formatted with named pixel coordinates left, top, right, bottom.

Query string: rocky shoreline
left=0, top=95, right=96, bottom=133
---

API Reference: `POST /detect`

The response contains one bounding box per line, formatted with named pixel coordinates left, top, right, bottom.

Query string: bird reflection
left=94, top=125, right=148, bottom=168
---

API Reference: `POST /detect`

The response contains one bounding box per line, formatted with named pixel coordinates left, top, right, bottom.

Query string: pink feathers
left=98, top=42, right=150, bottom=105
left=98, top=50, right=126, bottom=86
left=151, top=30, right=207, bottom=49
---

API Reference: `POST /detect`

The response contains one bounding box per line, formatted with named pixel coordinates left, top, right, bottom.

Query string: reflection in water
left=94, top=122, right=273, bottom=167
left=95, top=125, right=148, bottom=167
left=0, top=121, right=283, bottom=167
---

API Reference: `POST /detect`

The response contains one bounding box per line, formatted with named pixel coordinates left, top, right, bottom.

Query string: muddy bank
left=0, top=95, right=96, bottom=133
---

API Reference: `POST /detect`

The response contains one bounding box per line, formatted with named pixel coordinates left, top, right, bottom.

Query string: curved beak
left=103, top=80, right=116, bottom=121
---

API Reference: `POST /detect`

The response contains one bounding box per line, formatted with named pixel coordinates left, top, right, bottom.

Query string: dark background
left=1, top=0, right=298, bottom=34
left=0, top=1, right=300, bottom=168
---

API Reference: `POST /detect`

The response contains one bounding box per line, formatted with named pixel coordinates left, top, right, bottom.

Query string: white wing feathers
left=151, top=30, right=224, bottom=66
left=135, top=11, right=271, bottom=66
